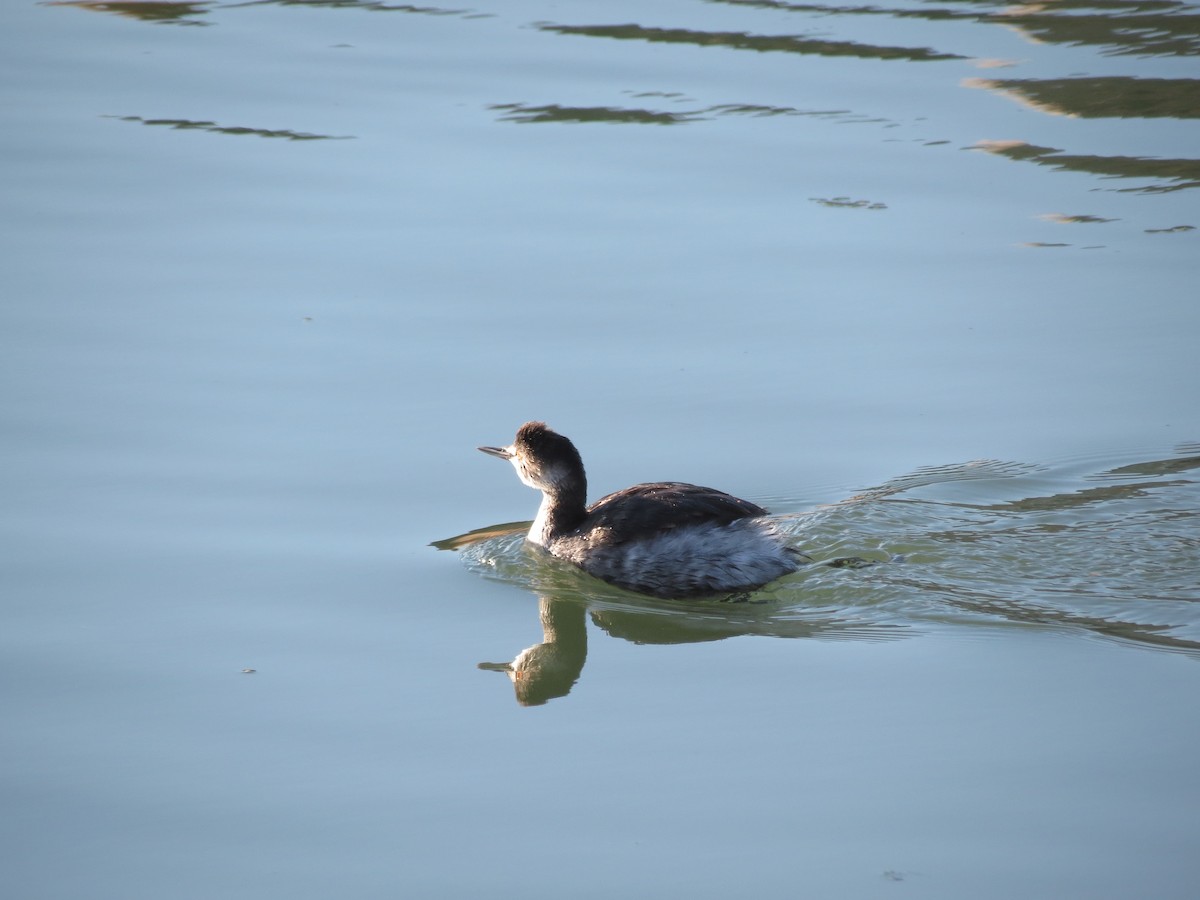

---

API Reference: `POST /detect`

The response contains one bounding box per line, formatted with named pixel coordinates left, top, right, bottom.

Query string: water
left=2, top=1, right=1198, bottom=898
left=459, top=447, right=1200, bottom=654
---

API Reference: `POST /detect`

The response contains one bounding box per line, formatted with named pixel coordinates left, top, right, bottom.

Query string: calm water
left=2, top=0, right=1198, bottom=898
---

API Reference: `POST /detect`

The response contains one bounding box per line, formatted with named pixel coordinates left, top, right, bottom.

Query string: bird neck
left=529, top=482, right=587, bottom=545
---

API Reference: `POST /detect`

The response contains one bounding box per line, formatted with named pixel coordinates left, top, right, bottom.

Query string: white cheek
left=512, top=459, right=536, bottom=488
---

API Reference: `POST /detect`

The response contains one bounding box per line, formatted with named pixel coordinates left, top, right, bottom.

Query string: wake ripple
left=451, top=445, right=1200, bottom=655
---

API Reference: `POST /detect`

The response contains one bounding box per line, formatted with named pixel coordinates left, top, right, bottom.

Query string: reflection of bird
left=479, top=422, right=802, bottom=598
left=479, top=598, right=586, bottom=706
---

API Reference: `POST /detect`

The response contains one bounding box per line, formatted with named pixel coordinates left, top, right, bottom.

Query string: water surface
left=2, top=1, right=1198, bottom=898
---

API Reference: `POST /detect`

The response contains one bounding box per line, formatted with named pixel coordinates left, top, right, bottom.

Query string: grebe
left=479, top=422, right=802, bottom=598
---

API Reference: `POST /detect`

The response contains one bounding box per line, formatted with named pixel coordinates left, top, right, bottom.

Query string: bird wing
left=582, top=482, right=768, bottom=545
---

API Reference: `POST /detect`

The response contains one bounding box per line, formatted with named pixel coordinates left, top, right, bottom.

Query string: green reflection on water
left=973, top=140, right=1200, bottom=193
left=970, top=76, right=1200, bottom=120
left=708, top=0, right=1200, bottom=59
left=539, top=22, right=964, bottom=62
left=47, top=1, right=213, bottom=25
left=490, top=103, right=701, bottom=126
left=107, top=115, right=355, bottom=141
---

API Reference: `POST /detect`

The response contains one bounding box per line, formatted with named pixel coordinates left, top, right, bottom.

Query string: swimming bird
left=478, top=421, right=801, bottom=598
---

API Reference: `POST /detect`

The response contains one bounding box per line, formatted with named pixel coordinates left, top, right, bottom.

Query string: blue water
left=2, top=1, right=1198, bottom=898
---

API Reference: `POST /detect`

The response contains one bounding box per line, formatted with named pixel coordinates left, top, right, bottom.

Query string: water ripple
left=444, top=445, right=1200, bottom=656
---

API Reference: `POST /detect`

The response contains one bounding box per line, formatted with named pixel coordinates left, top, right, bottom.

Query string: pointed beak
left=477, top=661, right=515, bottom=673
left=478, top=444, right=513, bottom=460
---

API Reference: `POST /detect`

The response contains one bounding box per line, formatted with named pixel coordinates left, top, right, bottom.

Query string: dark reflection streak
left=887, top=576, right=1200, bottom=654
left=997, top=10, right=1200, bottom=59
left=951, top=479, right=1196, bottom=515
left=709, top=102, right=831, bottom=117
left=223, top=0, right=470, bottom=14
left=490, top=103, right=701, bottom=126
left=711, top=0, right=1190, bottom=15
left=973, top=141, right=1200, bottom=193
left=707, top=0, right=973, bottom=19
left=1100, top=455, right=1200, bottom=479
left=705, top=0, right=1200, bottom=59
left=850, top=459, right=1041, bottom=503
left=538, top=22, right=964, bottom=62
left=491, top=101, right=881, bottom=126
left=971, top=77, right=1200, bottom=120
left=107, top=115, right=354, bottom=141
left=46, top=1, right=213, bottom=25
